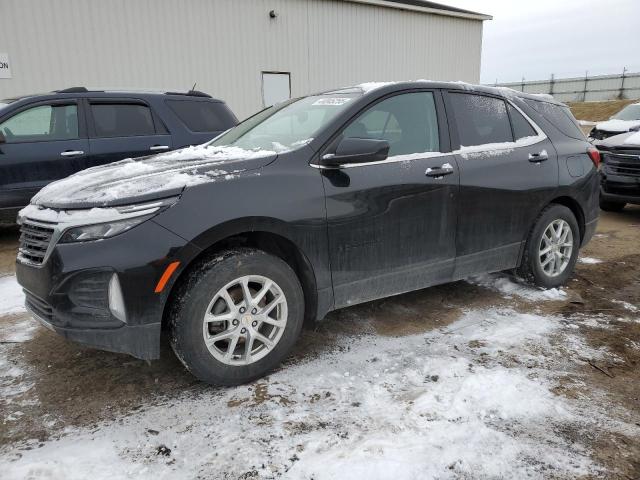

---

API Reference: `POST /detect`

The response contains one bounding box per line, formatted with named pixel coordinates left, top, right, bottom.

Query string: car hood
left=593, top=131, right=640, bottom=150
left=594, top=119, right=640, bottom=133
left=31, top=145, right=277, bottom=209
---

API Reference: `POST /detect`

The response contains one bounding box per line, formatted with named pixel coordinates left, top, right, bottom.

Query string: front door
left=0, top=100, right=89, bottom=211
left=444, top=91, right=559, bottom=278
left=321, top=90, right=459, bottom=308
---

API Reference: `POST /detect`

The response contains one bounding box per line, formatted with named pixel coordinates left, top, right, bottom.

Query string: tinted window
left=343, top=92, right=439, bottom=156
left=450, top=93, right=513, bottom=147
left=91, top=103, right=155, bottom=138
left=524, top=99, right=584, bottom=140
left=0, top=104, right=78, bottom=143
left=508, top=104, right=537, bottom=140
left=167, top=100, right=235, bottom=132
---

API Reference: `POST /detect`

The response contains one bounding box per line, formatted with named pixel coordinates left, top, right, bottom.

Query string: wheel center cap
left=241, top=314, right=252, bottom=326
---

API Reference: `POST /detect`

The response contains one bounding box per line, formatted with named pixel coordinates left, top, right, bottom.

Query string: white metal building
left=0, top=0, right=490, bottom=119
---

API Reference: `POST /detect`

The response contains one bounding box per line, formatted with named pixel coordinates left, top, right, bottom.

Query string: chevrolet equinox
left=16, top=81, right=600, bottom=385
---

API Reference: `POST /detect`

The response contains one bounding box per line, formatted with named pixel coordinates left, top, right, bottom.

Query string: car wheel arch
left=530, top=196, right=585, bottom=245
left=161, top=226, right=319, bottom=332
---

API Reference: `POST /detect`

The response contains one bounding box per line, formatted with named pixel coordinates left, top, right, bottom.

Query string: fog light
left=108, top=273, right=127, bottom=323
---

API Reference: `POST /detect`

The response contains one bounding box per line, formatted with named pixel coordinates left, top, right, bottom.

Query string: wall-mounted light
left=269, top=10, right=278, bottom=19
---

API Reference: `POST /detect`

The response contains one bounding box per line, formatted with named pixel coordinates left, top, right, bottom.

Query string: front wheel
left=168, top=248, right=305, bottom=386
left=518, top=204, right=580, bottom=289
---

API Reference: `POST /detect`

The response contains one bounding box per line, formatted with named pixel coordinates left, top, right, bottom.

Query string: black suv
left=594, top=131, right=640, bottom=211
left=16, top=81, right=599, bottom=386
left=0, top=88, right=237, bottom=222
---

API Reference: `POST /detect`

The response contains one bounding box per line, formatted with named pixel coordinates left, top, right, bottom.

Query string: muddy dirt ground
left=1, top=207, right=639, bottom=479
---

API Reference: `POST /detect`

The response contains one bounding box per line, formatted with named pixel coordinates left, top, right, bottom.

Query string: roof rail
left=55, top=87, right=90, bottom=93
left=165, top=90, right=212, bottom=98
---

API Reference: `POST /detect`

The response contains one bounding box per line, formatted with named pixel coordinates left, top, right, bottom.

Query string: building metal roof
left=344, top=0, right=492, bottom=21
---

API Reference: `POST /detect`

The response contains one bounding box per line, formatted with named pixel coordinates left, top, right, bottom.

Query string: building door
left=262, top=72, right=291, bottom=107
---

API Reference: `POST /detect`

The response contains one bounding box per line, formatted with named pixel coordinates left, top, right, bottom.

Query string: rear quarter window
left=524, top=99, right=584, bottom=140
left=166, top=100, right=236, bottom=132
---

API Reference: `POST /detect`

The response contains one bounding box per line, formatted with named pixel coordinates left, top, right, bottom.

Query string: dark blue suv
left=0, top=87, right=237, bottom=222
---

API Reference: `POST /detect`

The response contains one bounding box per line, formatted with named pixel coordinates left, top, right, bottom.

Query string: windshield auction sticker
left=312, top=97, right=352, bottom=106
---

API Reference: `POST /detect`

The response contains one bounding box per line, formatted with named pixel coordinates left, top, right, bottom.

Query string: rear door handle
left=426, top=163, right=454, bottom=178
left=528, top=150, right=549, bottom=163
left=60, top=150, right=84, bottom=157
left=150, top=145, right=170, bottom=151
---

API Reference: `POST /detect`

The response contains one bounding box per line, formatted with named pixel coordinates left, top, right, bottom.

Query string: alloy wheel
left=202, top=275, right=288, bottom=366
left=538, top=219, right=573, bottom=277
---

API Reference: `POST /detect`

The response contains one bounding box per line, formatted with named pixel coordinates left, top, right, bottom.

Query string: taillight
left=587, top=147, right=601, bottom=168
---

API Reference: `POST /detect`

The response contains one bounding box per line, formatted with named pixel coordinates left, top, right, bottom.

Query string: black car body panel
left=0, top=89, right=237, bottom=221
left=595, top=132, right=640, bottom=205
left=15, top=81, right=599, bottom=360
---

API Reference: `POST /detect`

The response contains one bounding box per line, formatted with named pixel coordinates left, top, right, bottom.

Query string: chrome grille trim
left=18, top=218, right=57, bottom=266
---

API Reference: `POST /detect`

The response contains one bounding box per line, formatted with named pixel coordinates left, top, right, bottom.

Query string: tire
left=517, top=204, right=580, bottom=289
left=168, top=248, right=304, bottom=386
left=599, top=198, right=626, bottom=212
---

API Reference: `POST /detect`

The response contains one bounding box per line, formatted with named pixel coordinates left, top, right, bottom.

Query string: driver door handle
left=528, top=150, right=549, bottom=163
left=60, top=150, right=84, bottom=157
left=426, top=163, right=455, bottom=178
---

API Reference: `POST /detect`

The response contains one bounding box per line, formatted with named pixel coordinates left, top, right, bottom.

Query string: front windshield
left=612, top=104, right=640, bottom=121
left=209, top=93, right=360, bottom=152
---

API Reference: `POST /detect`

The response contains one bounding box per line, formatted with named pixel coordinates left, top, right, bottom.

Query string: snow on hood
left=594, top=118, right=640, bottom=133
left=592, top=131, right=640, bottom=149
left=623, top=130, right=640, bottom=145
left=31, top=145, right=276, bottom=209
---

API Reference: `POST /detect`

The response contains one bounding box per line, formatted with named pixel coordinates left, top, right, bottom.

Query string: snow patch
left=1, top=308, right=608, bottom=479
left=579, top=256, right=603, bottom=265
left=468, top=273, right=567, bottom=301
left=0, top=275, right=26, bottom=316
left=595, top=119, right=640, bottom=133
left=623, top=130, right=640, bottom=145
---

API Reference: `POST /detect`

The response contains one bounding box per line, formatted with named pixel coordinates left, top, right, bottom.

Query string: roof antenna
left=191, top=82, right=197, bottom=92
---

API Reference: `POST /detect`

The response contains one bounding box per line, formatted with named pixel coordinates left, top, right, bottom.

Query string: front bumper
left=16, top=219, right=199, bottom=360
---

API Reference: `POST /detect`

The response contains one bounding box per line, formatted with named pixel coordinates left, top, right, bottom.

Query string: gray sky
left=441, top=0, right=640, bottom=84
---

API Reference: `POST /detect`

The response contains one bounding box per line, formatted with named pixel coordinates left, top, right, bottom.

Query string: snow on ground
left=3, top=306, right=631, bottom=480
left=0, top=275, right=26, bottom=317
left=579, top=256, right=603, bottom=265
left=467, top=273, right=567, bottom=301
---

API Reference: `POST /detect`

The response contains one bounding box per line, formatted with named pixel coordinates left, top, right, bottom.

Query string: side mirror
left=321, top=137, right=390, bottom=167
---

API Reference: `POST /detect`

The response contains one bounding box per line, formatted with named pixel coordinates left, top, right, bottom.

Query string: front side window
left=450, top=93, right=513, bottom=147
left=343, top=92, right=440, bottom=156
left=0, top=104, right=78, bottom=143
left=210, top=94, right=359, bottom=152
left=90, top=103, right=155, bottom=138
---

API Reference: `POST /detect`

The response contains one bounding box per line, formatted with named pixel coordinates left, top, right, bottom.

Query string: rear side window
left=449, top=93, right=513, bottom=147
left=343, top=91, right=440, bottom=156
left=524, top=99, right=584, bottom=140
left=166, top=100, right=235, bottom=132
left=90, top=103, right=156, bottom=138
left=0, top=104, right=78, bottom=143
left=508, top=104, right=537, bottom=140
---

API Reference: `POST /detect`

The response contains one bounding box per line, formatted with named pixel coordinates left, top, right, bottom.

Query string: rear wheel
left=599, top=198, right=626, bottom=212
left=169, top=248, right=304, bottom=386
left=518, top=204, right=580, bottom=289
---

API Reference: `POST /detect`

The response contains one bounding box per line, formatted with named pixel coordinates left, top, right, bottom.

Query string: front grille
left=605, top=153, right=640, bottom=178
left=18, top=219, right=56, bottom=265
left=24, top=290, right=54, bottom=322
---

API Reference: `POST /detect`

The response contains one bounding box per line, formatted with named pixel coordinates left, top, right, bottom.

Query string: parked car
left=588, top=102, right=640, bottom=141
left=16, top=81, right=600, bottom=385
left=593, top=130, right=640, bottom=211
left=0, top=87, right=237, bottom=222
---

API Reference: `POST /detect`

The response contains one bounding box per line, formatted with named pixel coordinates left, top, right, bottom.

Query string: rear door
left=322, top=90, right=459, bottom=307
left=0, top=99, right=89, bottom=209
left=444, top=91, right=558, bottom=278
left=86, top=99, right=173, bottom=167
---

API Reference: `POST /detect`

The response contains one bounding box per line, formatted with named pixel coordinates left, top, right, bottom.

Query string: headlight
left=60, top=215, right=154, bottom=243
left=58, top=196, right=178, bottom=243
